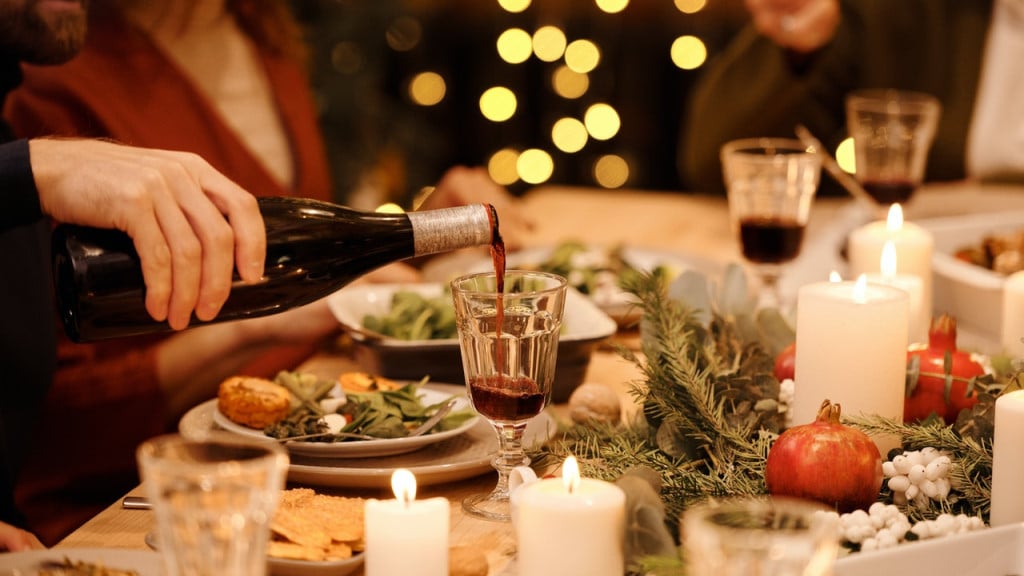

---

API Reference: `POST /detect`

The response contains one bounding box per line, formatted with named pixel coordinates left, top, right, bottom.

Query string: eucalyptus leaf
left=717, top=263, right=756, bottom=317
left=667, top=270, right=712, bottom=326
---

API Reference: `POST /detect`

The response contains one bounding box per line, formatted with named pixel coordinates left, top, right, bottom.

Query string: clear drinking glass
left=846, top=89, right=942, bottom=217
left=451, top=270, right=567, bottom=522
left=137, top=432, right=289, bottom=576
left=721, top=138, right=821, bottom=309
left=683, top=496, right=839, bottom=576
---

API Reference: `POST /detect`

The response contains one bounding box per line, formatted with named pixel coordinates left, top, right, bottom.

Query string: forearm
left=154, top=321, right=269, bottom=419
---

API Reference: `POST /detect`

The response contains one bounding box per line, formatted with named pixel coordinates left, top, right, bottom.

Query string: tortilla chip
left=268, top=488, right=366, bottom=562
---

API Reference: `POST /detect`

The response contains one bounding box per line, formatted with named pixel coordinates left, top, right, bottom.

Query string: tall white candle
left=1001, top=272, right=1024, bottom=358
left=847, top=204, right=934, bottom=329
left=794, top=277, right=909, bottom=455
left=865, top=242, right=926, bottom=345
left=516, top=456, right=626, bottom=576
left=990, top=390, right=1024, bottom=526
left=365, top=469, right=449, bottom=576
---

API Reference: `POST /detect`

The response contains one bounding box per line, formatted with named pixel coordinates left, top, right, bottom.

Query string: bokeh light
left=596, top=0, right=629, bottom=14
left=594, top=154, right=630, bottom=188
left=552, top=117, right=589, bottom=153
left=385, top=17, right=422, bottom=52
left=497, top=28, right=533, bottom=64
left=330, top=41, right=363, bottom=74
left=836, top=137, right=856, bottom=173
left=498, top=0, right=531, bottom=13
left=479, top=86, right=517, bottom=122
left=488, top=148, right=521, bottom=185
left=375, top=202, right=405, bottom=214
left=517, top=148, right=555, bottom=184
left=674, top=0, right=706, bottom=14
left=584, top=103, right=621, bottom=140
left=670, top=35, right=707, bottom=70
left=533, top=26, right=567, bottom=62
left=564, top=39, right=600, bottom=74
left=551, top=65, right=589, bottom=99
left=408, top=72, right=446, bottom=106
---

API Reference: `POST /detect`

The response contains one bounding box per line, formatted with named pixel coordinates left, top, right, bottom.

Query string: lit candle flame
left=853, top=274, right=869, bottom=303
left=562, top=455, right=581, bottom=495
left=885, top=204, right=904, bottom=232
left=880, top=241, right=898, bottom=278
left=391, top=468, right=417, bottom=506
left=829, top=271, right=843, bottom=282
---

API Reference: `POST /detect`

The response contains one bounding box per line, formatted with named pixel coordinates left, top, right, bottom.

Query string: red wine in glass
left=469, top=375, right=545, bottom=422
left=861, top=179, right=916, bottom=206
left=739, top=216, right=806, bottom=264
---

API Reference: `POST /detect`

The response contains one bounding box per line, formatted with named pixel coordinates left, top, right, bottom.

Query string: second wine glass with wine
left=451, top=270, right=567, bottom=522
left=721, top=138, right=821, bottom=309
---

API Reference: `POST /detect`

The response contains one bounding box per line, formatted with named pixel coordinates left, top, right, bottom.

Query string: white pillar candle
left=990, top=390, right=1024, bottom=526
left=865, top=242, right=927, bottom=345
left=365, top=469, right=449, bottom=576
left=847, top=204, right=934, bottom=329
left=794, top=277, right=909, bottom=455
left=1001, top=272, right=1024, bottom=358
left=516, top=456, right=626, bottom=576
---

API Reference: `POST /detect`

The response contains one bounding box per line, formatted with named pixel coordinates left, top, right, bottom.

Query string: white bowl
left=917, top=210, right=1024, bottom=342
left=326, top=282, right=617, bottom=402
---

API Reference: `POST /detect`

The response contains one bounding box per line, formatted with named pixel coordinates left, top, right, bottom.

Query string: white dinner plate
left=211, top=385, right=478, bottom=459
left=0, top=548, right=162, bottom=575
left=182, top=399, right=557, bottom=489
left=142, top=530, right=363, bottom=576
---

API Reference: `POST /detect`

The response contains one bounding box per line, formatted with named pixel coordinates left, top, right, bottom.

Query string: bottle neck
left=407, top=204, right=495, bottom=257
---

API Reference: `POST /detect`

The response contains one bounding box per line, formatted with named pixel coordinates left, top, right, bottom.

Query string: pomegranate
left=765, top=399, right=882, bottom=513
left=904, top=314, right=986, bottom=425
left=774, top=342, right=796, bottom=382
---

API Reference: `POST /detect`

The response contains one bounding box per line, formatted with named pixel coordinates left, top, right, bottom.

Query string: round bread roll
left=217, top=376, right=292, bottom=429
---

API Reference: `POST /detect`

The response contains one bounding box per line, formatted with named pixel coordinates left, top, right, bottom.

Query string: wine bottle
left=53, top=197, right=499, bottom=342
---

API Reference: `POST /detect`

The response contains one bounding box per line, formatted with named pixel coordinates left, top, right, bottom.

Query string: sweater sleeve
left=0, top=138, right=42, bottom=231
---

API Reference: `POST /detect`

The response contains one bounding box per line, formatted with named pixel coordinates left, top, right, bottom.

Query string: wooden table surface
left=53, top=182, right=1024, bottom=574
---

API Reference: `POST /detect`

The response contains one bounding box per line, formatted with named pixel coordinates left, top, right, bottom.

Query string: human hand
left=744, top=0, right=840, bottom=54
left=0, top=522, right=44, bottom=552
left=418, top=166, right=534, bottom=250
left=29, top=138, right=266, bottom=330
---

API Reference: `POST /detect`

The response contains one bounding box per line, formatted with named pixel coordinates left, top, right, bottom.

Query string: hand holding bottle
left=29, top=138, right=266, bottom=330
left=419, top=166, right=533, bottom=250
left=744, top=0, right=840, bottom=54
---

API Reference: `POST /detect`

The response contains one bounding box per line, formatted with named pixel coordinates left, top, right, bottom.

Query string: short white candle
left=1001, top=272, right=1024, bottom=358
left=990, top=390, right=1024, bottom=526
left=516, top=456, right=626, bottom=576
left=365, top=469, right=449, bottom=576
left=865, top=242, right=927, bottom=345
left=794, top=277, right=909, bottom=455
left=848, top=204, right=934, bottom=329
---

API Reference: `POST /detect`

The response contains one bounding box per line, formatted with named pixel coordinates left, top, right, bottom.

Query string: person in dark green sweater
left=680, top=0, right=995, bottom=196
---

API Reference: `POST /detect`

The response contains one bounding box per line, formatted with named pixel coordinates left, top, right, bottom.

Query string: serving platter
left=421, top=244, right=719, bottom=325
left=0, top=548, right=162, bottom=575
left=211, top=385, right=478, bottom=459
left=181, top=393, right=557, bottom=489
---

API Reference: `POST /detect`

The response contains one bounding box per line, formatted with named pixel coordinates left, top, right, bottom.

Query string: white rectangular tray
left=834, top=524, right=1024, bottom=576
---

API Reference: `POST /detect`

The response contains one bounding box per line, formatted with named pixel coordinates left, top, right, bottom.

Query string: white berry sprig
left=882, top=447, right=953, bottom=508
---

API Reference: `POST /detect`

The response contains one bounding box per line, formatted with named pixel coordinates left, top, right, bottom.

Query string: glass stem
left=490, top=422, right=529, bottom=499
left=759, top=268, right=782, bottom=310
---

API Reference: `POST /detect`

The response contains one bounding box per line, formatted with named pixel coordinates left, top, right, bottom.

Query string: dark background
left=291, top=0, right=748, bottom=206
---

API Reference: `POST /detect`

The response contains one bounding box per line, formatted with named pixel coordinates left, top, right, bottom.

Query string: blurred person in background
left=679, top=0, right=1014, bottom=196
left=5, top=0, right=528, bottom=543
left=0, top=0, right=269, bottom=549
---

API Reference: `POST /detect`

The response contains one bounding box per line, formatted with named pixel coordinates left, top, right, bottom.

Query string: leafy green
left=362, top=290, right=457, bottom=340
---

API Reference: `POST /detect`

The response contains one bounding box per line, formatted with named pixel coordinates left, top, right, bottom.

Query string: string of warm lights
left=396, top=0, right=717, bottom=190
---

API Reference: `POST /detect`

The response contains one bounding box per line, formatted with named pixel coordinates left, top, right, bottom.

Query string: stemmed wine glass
left=451, top=270, right=567, bottom=522
left=721, top=138, right=821, bottom=309
left=846, top=89, right=941, bottom=219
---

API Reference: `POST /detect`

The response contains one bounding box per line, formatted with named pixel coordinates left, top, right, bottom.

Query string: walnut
left=567, top=382, right=621, bottom=425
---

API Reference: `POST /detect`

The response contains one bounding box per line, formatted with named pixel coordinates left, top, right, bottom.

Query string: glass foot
left=462, top=491, right=511, bottom=522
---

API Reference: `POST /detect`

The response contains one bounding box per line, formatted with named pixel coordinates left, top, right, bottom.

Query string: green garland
left=531, top=267, right=1016, bottom=573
